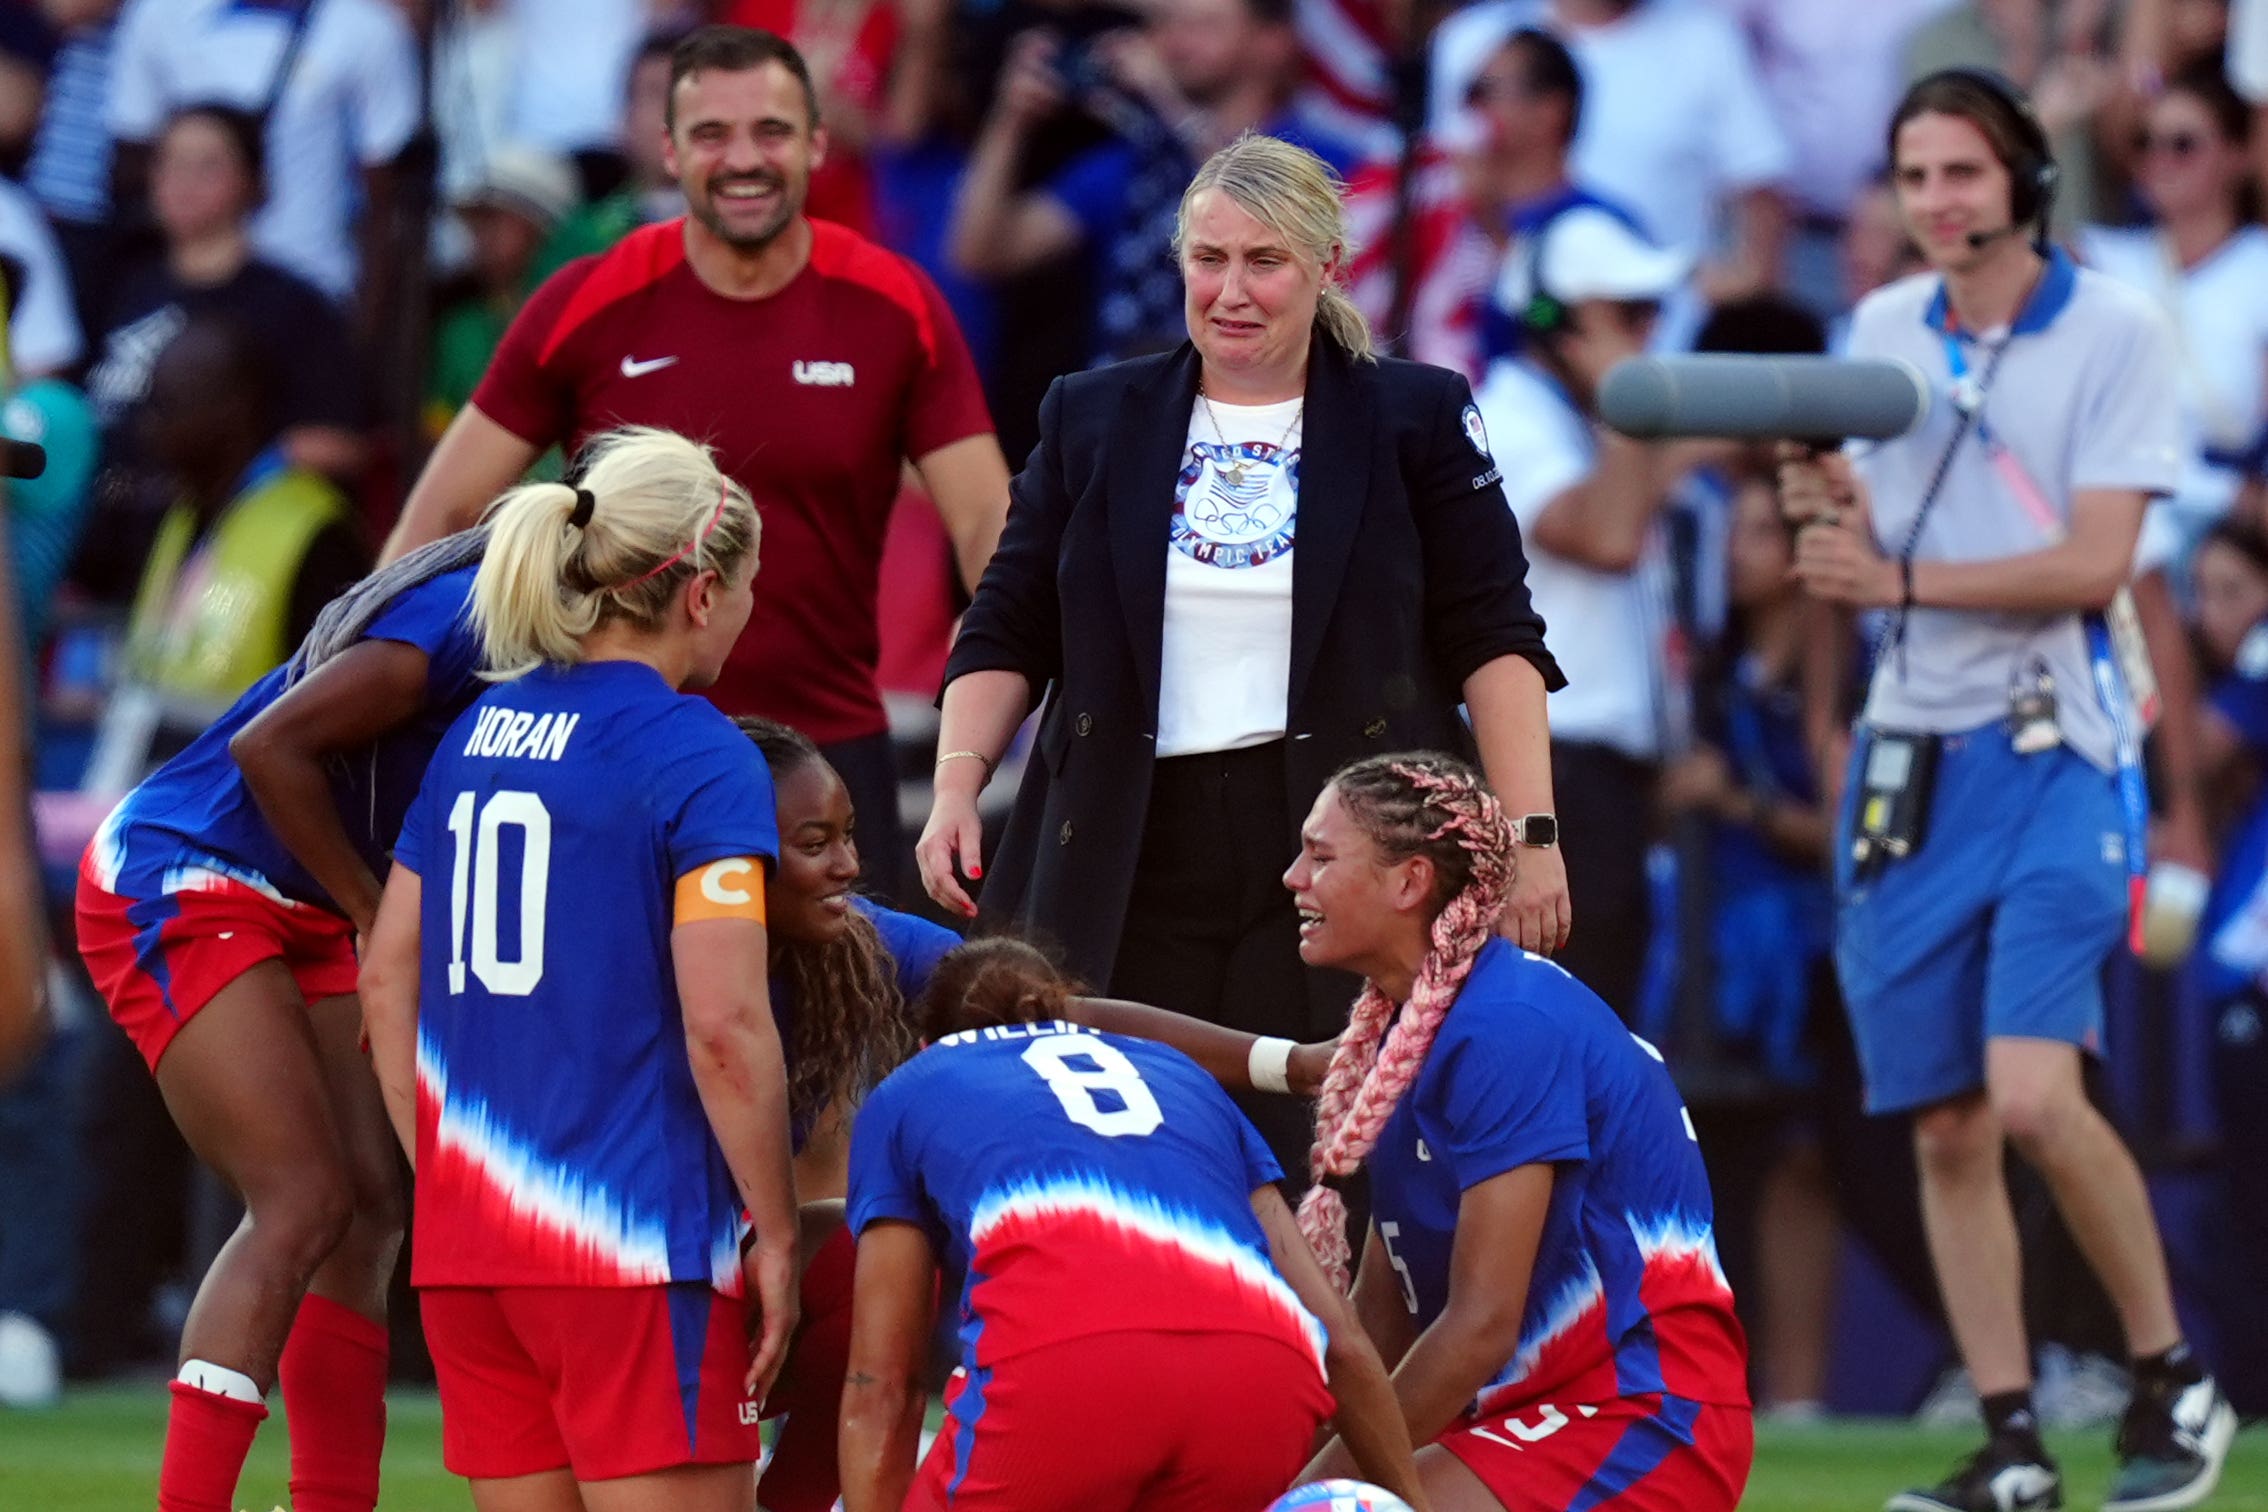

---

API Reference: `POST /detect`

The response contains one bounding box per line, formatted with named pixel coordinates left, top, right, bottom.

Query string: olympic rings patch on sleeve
left=674, top=857, right=768, bottom=925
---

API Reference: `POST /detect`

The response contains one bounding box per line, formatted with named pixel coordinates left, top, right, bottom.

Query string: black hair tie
left=568, top=487, right=596, bottom=530
left=1318, top=1168, right=1362, bottom=1195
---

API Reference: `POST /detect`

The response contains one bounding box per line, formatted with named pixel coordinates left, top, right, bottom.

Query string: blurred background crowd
left=0, top=0, right=2265, bottom=1441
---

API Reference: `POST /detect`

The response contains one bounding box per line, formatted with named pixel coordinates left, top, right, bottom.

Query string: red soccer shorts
left=77, top=865, right=360, bottom=1072
left=420, top=1283, right=765, bottom=1482
left=906, top=1328, right=1333, bottom=1512
left=1439, top=1391, right=1754, bottom=1512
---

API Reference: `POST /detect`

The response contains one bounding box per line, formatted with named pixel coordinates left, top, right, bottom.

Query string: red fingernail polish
left=968, top=863, right=983, bottom=878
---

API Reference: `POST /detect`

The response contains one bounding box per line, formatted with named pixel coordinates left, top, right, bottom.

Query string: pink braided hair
left=1295, top=753, right=1515, bottom=1290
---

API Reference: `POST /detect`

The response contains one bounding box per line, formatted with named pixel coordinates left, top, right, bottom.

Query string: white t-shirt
left=1472, top=357, right=1670, bottom=759
left=2079, top=224, right=2268, bottom=571
left=108, top=0, right=422, bottom=299
left=1845, top=257, right=2185, bottom=770
left=1429, top=0, right=1791, bottom=255
left=0, top=178, right=85, bottom=377
left=1155, top=395, right=1302, bottom=758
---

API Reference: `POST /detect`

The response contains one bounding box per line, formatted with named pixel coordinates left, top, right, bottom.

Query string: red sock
left=160, top=1381, right=268, bottom=1512
left=279, top=1294, right=390, bottom=1512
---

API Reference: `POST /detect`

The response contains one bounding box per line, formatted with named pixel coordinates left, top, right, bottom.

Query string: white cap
left=1495, top=205, right=1691, bottom=315
left=452, top=144, right=579, bottom=230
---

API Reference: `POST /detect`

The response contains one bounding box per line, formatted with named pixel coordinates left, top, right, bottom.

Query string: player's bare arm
left=839, top=1220, right=939, bottom=1512
left=673, top=908, right=801, bottom=1399
left=912, top=432, right=1013, bottom=595
left=1066, top=995, right=1336, bottom=1096
left=359, top=864, right=424, bottom=1164
left=1254, top=1188, right=1436, bottom=1512
left=380, top=404, right=541, bottom=564
left=1313, top=1163, right=1555, bottom=1476
left=231, top=639, right=438, bottom=936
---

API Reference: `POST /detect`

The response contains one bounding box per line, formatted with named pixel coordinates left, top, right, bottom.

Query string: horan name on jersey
left=461, top=706, right=582, bottom=761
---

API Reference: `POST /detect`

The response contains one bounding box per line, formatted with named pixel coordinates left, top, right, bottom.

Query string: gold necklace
left=1198, top=382, right=1304, bottom=488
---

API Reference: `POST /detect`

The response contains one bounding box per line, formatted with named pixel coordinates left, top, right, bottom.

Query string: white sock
left=176, top=1359, right=264, bottom=1404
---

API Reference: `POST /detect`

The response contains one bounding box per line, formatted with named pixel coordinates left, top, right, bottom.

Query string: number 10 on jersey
left=445, top=790, right=552, bottom=996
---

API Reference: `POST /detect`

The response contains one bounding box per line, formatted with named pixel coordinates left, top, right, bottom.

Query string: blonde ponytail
left=472, top=426, right=759, bottom=680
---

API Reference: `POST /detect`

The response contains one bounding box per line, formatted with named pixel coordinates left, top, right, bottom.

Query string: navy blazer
left=944, top=336, right=1564, bottom=988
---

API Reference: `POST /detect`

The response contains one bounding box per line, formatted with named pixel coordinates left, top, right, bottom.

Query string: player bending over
left=77, top=526, right=491, bottom=1512
left=838, top=936, right=1431, bottom=1512
left=362, top=428, right=798, bottom=1512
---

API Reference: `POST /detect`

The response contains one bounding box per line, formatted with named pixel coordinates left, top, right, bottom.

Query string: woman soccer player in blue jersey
left=733, top=715, right=954, bottom=1512
left=1285, top=753, right=1753, bottom=1512
left=360, top=427, right=801, bottom=1512
left=75, top=525, right=492, bottom=1512
left=839, top=936, right=1432, bottom=1512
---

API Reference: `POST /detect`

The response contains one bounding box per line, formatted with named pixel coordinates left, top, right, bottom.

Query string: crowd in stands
left=0, top=0, right=2265, bottom=1436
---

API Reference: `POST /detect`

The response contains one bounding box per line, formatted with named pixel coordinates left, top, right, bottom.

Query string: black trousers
left=1106, top=742, right=1357, bottom=1191
left=822, top=730, right=905, bottom=906
left=1551, top=740, right=1659, bottom=1023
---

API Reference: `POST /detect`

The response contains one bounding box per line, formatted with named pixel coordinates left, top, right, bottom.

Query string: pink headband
left=622, top=486, right=732, bottom=588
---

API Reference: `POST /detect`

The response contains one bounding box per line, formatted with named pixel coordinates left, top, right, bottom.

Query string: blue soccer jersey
left=848, top=1024, right=1328, bottom=1384
left=88, top=565, right=486, bottom=913
left=1367, top=940, right=1748, bottom=1413
left=397, top=660, right=780, bottom=1294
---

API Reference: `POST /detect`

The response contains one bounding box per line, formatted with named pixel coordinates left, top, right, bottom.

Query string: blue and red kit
left=848, top=1023, right=1335, bottom=1509
left=397, top=660, right=780, bottom=1480
left=79, top=564, right=485, bottom=1069
left=1366, top=939, right=1753, bottom=1511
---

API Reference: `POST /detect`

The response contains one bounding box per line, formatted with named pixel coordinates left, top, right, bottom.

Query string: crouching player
left=361, top=428, right=800, bottom=1511
left=840, top=938, right=1432, bottom=1512
left=1289, top=754, right=1753, bottom=1512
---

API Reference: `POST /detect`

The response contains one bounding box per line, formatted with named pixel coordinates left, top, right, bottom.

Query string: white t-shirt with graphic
left=1156, top=395, right=1302, bottom=758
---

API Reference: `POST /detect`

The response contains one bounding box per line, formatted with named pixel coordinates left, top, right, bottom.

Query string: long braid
left=286, top=526, right=490, bottom=682
left=1295, top=753, right=1515, bottom=1290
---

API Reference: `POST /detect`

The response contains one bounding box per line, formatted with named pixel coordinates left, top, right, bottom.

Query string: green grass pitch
left=0, top=1388, right=2261, bottom=1509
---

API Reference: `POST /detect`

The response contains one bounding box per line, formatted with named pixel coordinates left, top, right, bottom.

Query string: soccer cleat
left=1884, top=1437, right=2062, bottom=1512
left=2103, top=1375, right=2239, bottom=1512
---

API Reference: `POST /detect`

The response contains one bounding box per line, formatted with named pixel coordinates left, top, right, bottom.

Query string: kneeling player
left=1290, top=754, right=1753, bottom=1511
left=840, top=939, right=1431, bottom=1512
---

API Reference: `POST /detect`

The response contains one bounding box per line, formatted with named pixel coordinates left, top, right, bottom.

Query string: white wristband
left=1247, top=1036, right=1296, bottom=1095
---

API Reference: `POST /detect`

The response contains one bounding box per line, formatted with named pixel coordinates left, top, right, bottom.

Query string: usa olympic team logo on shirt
left=1171, top=441, right=1298, bottom=569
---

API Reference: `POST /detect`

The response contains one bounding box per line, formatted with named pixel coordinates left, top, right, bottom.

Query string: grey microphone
left=1598, top=354, right=1932, bottom=442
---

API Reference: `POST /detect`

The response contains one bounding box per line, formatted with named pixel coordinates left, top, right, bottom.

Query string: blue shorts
left=1833, top=723, right=2126, bottom=1114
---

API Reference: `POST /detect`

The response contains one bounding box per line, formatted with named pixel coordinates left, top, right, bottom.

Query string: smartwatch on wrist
left=1511, top=813, right=1559, bottom=848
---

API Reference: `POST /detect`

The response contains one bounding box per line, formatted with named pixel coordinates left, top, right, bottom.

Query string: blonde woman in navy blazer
left=915, top=134, right=1566, bottom=1173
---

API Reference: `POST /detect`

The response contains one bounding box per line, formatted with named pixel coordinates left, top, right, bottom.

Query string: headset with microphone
left=1917, top=66, right=2060, bottom=253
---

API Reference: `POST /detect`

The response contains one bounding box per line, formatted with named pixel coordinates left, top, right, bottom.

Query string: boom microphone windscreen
left=1598, top=354, right=1931, bottom=442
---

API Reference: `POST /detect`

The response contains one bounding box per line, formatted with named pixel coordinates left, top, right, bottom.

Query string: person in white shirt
left=2080, top=64, right=2268, bottom=886
left=0, top=179, right=84, bottom=379
left=1472, top=205, right=1701, bottom=1018
left=1430, top=0, right=1792, bottom=304
left=105, top=0, right=421, bottom=318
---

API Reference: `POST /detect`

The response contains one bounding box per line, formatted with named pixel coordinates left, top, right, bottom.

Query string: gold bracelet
left=935, top=749, right=996, bottom=777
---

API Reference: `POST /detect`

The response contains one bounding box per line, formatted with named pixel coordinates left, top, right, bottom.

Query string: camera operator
left=1778, top=68, right=2238, bottom=1512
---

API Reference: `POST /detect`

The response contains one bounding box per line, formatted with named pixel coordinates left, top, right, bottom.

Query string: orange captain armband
left=674, top=858, right=769, bottom=926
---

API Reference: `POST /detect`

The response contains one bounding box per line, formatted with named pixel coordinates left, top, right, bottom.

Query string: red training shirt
left=472, top=217, right=995, bottom=745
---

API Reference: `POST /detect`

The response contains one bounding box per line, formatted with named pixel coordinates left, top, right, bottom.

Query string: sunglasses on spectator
left=2136, top=129, right=2205, bottom=158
